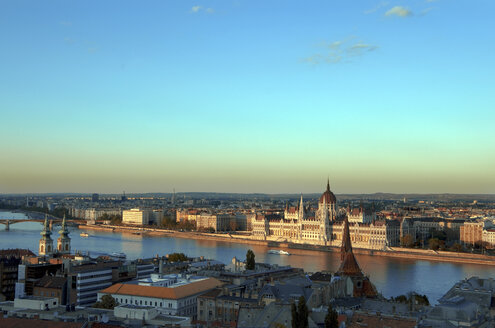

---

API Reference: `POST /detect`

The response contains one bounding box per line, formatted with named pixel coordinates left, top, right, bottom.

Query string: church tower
left=39, top=214, right=54, bottom=256
left=336, top=217, right=377, bottom=298
left=57, top=214, right=71, bottom=254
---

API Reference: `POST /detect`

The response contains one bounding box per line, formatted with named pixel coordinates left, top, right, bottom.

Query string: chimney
left=159, top=258, right=163, bottom=274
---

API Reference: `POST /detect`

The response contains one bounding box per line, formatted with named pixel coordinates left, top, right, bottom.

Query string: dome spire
left=327, top=177, right=330, bottom=191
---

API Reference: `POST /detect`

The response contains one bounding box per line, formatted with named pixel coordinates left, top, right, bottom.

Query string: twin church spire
left=39, top=213, right=71, bottom=256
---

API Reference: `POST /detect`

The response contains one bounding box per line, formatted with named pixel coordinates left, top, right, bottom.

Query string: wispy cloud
left=190, top=5, right=214, bottom=14
left=303, top=37, right=378, bottom=65
left=420, top=7, right=434, bottom=16
left=385, top=6, right=413, bottom=17
left=364, top=1, right=389, bottom=15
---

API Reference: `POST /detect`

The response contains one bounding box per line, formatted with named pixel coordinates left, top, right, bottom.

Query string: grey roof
left=258, top=283, right=313, bottom=304
left=237, top=303, right=318, bottom=328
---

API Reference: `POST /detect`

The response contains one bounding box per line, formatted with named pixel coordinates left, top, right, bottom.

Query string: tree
left=94, top=295, right=118, bottom=309
left=168, top=253, right=188, bottom=262
left=110, top=214, right=122, bottom=225
left=414, top=294, right=430, bottom=306
left=428, top=238, right=441, bottom=251
left=245, top=249, right=255, bottom=270
left=291, top=296, right=309, bottom=328
left=400, top=234, right=414, bottom=248
left=324, top=304, right=339, bottom=328
left=451, top=243, right=463, bottom=252
left=291, top=302, right=298, bottom=328
left=298, top=296, right=309, bottom=328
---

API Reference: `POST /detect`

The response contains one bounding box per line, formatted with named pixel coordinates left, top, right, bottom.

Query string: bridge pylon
left=5, top=220, right=9, bottom=231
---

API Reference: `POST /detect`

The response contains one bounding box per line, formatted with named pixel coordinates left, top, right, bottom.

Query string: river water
left=0, top=211, right=492, bottom=304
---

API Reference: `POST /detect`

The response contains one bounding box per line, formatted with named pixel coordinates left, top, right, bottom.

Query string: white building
left=123, top=208, right=151, bottom=225
left=98, top=277, right=222, bottom=319
left=482, top=229, right=495, bottom=248
left=14, top=296, right=58, bottom=310
left=122, top=208, right=163, bottom=226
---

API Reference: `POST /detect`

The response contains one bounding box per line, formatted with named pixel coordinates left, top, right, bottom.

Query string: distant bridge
left=0, top=216, right=84, bottom=230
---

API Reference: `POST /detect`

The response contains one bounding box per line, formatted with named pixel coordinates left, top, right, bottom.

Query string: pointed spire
left=336, top=216, right=364, bottom=277
left=326, top=178, right=330, bottom=192
left=59, top=214, right=68, bottom=235
left=341, top=217, right=352, bottom=259
left=299, top=194, right=304, bottom=211
left=41, top=213, right=51, bottom=236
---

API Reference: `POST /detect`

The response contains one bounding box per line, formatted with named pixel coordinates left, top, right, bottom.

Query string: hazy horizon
left=1, top=1, right=494, bottom=194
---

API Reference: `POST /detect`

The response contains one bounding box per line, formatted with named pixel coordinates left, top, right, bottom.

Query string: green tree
left=110, top=214, right=122, bottom=225
left=167, top=253, right=188, bottom=262
left=400, top=234, right=415, bottom=248
left=245, top=249, right=255, bottom=270
left=291, top=302, right=298, bottom=328
left=324, top=304, right=339, bottom=328
left=450, top=243, right=463, bottom=252
left=290, top=296, right=309, bottom=328
left=94, top=295, right=118, bottom=309
left=428, top=238, right=441, bottom=251
left=414, top=294, right=430, bottom=306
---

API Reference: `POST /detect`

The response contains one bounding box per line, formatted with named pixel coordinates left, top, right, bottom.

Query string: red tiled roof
left=100, top=278, right=222, bottom=300
left=0, top=249, right=35, bottom=258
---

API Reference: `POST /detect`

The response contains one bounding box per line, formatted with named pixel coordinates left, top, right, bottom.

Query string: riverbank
left=79, top=224, right=495, bottom=266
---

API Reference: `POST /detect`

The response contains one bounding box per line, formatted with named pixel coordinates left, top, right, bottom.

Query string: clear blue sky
left=1, top=0, right=494, bottom=194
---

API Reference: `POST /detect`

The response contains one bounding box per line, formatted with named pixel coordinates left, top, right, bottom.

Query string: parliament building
left=251, top=180, right=400, bottom=249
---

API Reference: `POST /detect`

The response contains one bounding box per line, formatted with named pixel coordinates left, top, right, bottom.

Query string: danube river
left=1, top=211, right=493, bottom=304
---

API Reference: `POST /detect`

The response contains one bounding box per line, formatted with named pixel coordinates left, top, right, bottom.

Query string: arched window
left=41, top=245, right=44, bottom=253
left=65, top=244, right=69, bottom=251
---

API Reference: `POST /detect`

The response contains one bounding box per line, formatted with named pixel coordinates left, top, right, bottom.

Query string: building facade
left=98, top=277, right=222, bottom=319
left=460, top=221, right=483, bottom=246
left=250, top=180, right=398, bottom=249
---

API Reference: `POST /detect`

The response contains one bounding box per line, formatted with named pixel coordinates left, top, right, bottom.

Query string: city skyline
left=1, top=0, right=494, bottom=194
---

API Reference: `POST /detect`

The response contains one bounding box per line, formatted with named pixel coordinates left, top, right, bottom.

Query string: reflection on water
left=0, top=211, right=493, bottom=303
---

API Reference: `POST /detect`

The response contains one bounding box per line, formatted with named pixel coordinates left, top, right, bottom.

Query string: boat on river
left=110, top=252, right=127, bottom=260
left=80, top=232, right=89, bottom=237
left=268, top=249, right=290, bottom=255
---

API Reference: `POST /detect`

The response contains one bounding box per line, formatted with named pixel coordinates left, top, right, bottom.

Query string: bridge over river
left=0, top=213, right=84, bottom=230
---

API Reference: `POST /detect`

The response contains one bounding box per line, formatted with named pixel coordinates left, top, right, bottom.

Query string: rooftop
left=100, top=277, right=223, bottom=299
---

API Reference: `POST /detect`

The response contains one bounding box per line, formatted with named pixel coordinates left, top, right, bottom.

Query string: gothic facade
left=251, top=180, right=400, bottom=249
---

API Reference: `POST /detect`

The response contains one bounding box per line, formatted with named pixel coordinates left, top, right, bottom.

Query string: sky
left=1, top=0, right=494, bottom=194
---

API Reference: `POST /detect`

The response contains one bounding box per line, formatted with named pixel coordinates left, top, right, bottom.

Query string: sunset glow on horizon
left=1, top=1, right=494, bottom=194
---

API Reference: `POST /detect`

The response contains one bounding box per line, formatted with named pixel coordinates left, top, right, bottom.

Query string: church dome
left=319, top=179, right=336, bottom=204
